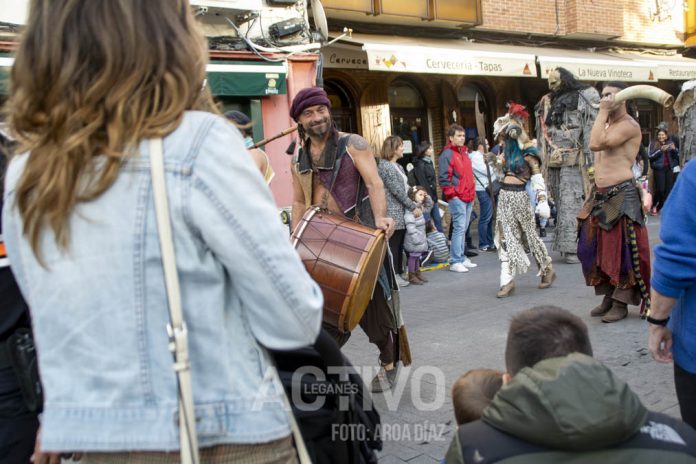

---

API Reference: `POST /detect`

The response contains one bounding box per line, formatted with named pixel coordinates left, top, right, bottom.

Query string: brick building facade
left=320, top=0, right=694, bottom=163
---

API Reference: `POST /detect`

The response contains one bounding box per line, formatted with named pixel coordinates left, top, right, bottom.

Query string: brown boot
left=408, top=272, right=424, bottom=285
left=496, top=281, right=515, bottom=298
left=590, top=295, right=613, bottom=317
left=538, top=267, right=556, bottom=289
left=415, top=270, right=428, bottom=283
left=602, top=301, right=628, bottom=323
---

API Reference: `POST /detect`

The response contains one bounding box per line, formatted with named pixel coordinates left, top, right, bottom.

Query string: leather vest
left=294, top=134, right=365, bottom=217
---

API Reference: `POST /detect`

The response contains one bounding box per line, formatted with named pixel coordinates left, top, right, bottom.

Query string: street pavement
left=342, top=215, right=679, bottom=463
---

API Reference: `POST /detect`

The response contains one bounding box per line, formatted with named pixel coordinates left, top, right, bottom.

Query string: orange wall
left=263, top=58, right=317, bottom=208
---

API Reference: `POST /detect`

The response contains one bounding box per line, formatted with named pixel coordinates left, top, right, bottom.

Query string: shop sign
left=363, top=46, right=537, bottom=77
left=538, top=59, right=657, bottom=82
left=322, top=45, right=369, bottom=69
left=651, top=63, right=696, bottom=80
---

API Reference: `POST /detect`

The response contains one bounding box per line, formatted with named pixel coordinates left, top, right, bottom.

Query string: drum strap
left=352, top=177, right=366, bottom=223
left=296, top=134, right=367, bottom=219
left=328, top=134, right=352, bottom=191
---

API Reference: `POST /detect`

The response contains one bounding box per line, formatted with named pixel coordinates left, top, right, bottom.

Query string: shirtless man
left=289, top=87, right=404, bottom=392
left=577, top=81, right=651, bottom=323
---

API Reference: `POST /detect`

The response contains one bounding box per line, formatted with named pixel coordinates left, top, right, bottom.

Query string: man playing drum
left=290, top=87, right=406, bottom=392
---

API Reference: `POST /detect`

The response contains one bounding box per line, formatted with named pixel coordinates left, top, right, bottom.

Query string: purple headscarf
left=290, top=87, right=332, bottom=121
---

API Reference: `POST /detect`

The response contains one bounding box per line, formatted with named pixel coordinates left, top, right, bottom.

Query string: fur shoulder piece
left=579, top=86, right=600, bottom=108
left=674, top=88, right=696, bottom=118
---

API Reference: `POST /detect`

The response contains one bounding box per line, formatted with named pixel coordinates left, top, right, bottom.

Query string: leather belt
left=500, top=183, right=527, bottom=192
left=594, top=179, right=635, bottom=202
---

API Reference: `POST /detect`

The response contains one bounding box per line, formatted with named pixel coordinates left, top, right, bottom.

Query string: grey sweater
left=378, top=160, right=417, bottom=230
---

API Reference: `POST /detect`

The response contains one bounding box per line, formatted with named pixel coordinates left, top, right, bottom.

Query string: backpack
left=269, top=329, right=382, bottom=464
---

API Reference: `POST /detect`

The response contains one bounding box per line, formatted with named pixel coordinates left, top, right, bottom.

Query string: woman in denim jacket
left=2, top=1, right=323, bottom=462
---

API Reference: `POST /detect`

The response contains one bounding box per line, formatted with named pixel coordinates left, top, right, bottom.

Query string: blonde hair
left=452, top=368, right=503, bottom=425
left=5, top=0, right=209, bottom=259
left=381, top=135, right=403, bottom=161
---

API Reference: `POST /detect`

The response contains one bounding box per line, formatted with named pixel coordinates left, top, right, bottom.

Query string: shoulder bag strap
left=472, top=171, right=485, bottom=189
left=149, top=138, right=200, bottom=464
left=268, top=361, right=312, bottom=463
left=149, top=138, right=311, bottom=464
left=329, top=134, right=351, bottom=191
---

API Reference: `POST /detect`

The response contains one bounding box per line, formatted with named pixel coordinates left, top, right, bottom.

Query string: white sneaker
left=449, top=262, right=469, bottom=273
left=462, top=259, right=477, bottom=268
left=396, top=275, right=410, bottom=287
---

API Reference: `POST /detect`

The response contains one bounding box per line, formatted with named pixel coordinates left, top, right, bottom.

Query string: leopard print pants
left=494, top=189, right=552, bottom=278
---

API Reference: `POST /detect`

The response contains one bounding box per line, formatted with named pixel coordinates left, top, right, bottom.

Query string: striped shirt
left=427, top=231, right=449, bottom=263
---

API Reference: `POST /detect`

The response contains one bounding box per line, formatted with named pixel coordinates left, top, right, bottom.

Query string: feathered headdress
left=506, top=101, right=529, bottom=121
left=493, top=102, right=530, bottom=139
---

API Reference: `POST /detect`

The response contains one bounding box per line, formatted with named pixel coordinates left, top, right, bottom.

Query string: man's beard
left=304, top=117, right=331, bottom=138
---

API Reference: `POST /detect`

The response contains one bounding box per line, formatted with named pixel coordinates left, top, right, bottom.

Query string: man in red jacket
left=438, top=124, right=478, bottom=273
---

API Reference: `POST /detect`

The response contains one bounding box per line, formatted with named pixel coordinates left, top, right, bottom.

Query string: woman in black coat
left=411, top=141, right=443, bottom=232
left=648, top=129, right=680, bottom=215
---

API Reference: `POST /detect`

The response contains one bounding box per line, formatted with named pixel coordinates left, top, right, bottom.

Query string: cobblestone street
left=343, top=217, right=678, bottom=463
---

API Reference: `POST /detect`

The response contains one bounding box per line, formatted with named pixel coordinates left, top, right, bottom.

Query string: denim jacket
left=2, top=112, right=323, bottom=452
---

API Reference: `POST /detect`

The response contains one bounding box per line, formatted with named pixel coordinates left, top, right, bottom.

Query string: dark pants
left=652, top=168, right=674, bottom=211
left=0, top=367, right=39, bottom=463
left=675, top=363, right=696, bottom=429
left=464, top=211, right=478, bottom=248
left=388, top=229, right=406, bottom=275
left=323, top=288, right=395, bottom=365
left=424, top=204, right=443, bottom=233
left=324, top=249, right=398, bottom=367
left=476, top=191, right=494, bottom=249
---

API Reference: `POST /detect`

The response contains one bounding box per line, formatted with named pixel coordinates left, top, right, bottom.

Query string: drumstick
left=251, top=125, right=298, bottom=149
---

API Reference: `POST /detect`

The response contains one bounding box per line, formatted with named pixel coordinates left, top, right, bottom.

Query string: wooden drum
left=292, top=207, right=387, bottom=333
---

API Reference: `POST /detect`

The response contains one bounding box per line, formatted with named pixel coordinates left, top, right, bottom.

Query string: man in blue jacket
left=649, top=159, right=696, bottom=428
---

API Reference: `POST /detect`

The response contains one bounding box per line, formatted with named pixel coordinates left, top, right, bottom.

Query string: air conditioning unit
left=189, top=0, right=263, bottom=12
left=0, top=0, right=29, bottom=25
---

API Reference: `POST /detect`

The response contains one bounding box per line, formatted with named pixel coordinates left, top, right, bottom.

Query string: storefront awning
left=537, top=50, right=659, bottom=82
left=326, top=33, right=696, bottom=82
left=619, top=53, right=696, bottom=81
left=207, top=61, right=287, bottom=96
left=334, top=34, right=537, bottom=77
left=539, top=50, right=696, bottom=81
left=0, top=56, right=287, bottom=97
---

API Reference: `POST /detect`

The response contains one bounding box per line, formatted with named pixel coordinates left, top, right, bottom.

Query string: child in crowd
left=426, top=220, right=449, bottom=264
left=452, top=369, right=504, bottom=425
left=404, top=186, right=433, bottom=285
left=536, top=195, right=557, bottom=237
